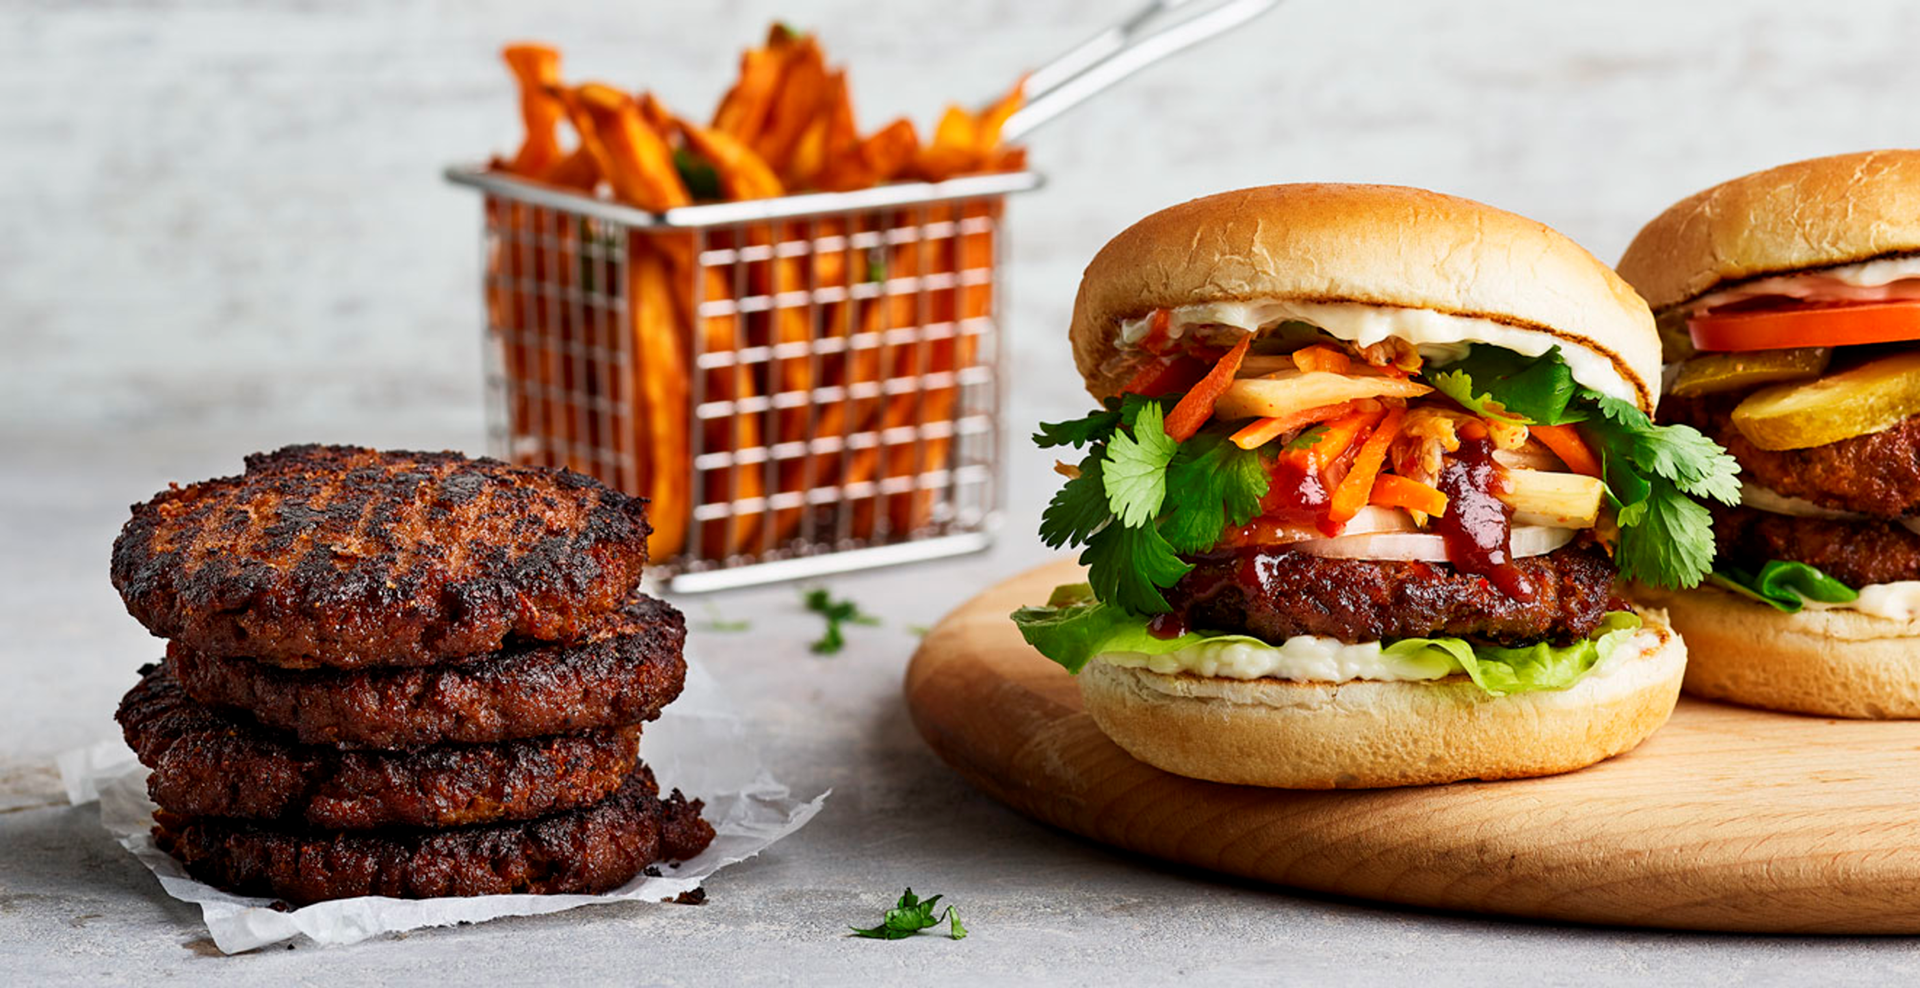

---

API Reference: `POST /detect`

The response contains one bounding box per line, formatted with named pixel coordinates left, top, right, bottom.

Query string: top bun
left=1617, top=149, right=1920, bottom=313
left=1068, top=183, right=1660, bottom=411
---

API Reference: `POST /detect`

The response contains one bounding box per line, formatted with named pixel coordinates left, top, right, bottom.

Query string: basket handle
left=999, top=0, right=1285, bottom=144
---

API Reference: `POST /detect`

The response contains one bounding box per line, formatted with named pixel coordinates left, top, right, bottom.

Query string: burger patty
left=1662, top=395, right=1920, bottom=517
left=153, top=767, right=714, bottom=905
left=1714, top=506, right=1920, bottom=587
left=1167, top=539, right=1617, bottom=646
left=119, top=664, right=643, bottom=830
left=111, top=444, right=651, bottom=670
left=167, top=596, right=687, bottom=750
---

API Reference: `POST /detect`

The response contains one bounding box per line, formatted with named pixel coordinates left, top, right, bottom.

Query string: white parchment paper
left=58, top=652, right=827, bottom=954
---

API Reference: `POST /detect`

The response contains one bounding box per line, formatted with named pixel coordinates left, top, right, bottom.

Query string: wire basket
left=446, top=167, right=1042, bottom=591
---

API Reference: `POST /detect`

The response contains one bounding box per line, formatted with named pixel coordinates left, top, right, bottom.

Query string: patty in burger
left=1013, top=184, right=1736, bottom=787
left=1618, top=149, right=1920, bottom=719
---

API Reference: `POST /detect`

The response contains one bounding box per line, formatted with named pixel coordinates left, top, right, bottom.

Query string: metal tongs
left=999, top=0, right=1284, bottom=144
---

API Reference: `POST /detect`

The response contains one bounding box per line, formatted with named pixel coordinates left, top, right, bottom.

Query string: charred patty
left=1713, top=506, right=1920, bottom=587
left=111, top=445, right=651, bottom=669
left=167, top=595, right=687, bottom=750
left=152, top=767, right=713, bottom=905
left=1167, top=539, right=1618, bottom=646
left=119, top=664, right=643, bottom=830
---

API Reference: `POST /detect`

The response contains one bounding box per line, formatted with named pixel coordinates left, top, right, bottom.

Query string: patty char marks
left=1714, top=506, right=1920, bottom=587
left=1663, top=394, right=1920, bottom=517
left=118, top=664, right=643, bottom=830
left=152, top=767, right=714, bottom=905
left=167, top=596, right=688, bottom=749
left=111, top=444, right=651, bottom=669
left=1169, top=539, right=1618, bottom=646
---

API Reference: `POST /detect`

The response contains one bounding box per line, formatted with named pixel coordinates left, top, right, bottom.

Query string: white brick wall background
left=5, top=0, right=1919, bottom=442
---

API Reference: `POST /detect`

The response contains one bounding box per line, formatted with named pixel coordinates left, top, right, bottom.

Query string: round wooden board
left=906, top=558, right=1920, bottom=934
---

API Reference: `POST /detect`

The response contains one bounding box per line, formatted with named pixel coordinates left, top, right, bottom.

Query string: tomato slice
left=1689, top=301, right=1920, bottom=352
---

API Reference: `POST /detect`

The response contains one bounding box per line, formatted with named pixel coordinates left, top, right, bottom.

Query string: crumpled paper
left=58, top=651, right=827, bottom=953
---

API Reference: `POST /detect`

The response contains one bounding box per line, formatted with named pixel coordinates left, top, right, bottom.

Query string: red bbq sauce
left=1432, top=435, right=1534, bottom=600
left=1258, top=452, right=1340, bottom=537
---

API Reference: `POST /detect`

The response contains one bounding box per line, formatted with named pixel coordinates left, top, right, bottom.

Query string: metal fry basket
left=445, top=0, right=1280, bottom=591
left=445, top=168, right=1042, bottom=591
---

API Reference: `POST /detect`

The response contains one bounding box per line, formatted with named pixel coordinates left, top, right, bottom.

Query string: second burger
left=1015, top=184, right=1738, bottom=788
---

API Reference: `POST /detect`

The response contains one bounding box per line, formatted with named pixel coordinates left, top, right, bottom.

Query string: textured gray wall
left=6, top=0, right=1920, bottom=442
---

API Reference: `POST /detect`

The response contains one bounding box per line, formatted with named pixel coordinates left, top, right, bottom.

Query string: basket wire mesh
left=456, top=168, right=1038, bottom=591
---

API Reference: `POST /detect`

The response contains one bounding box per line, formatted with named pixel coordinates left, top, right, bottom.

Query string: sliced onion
left=1289, top=525, right=1576, bottom=562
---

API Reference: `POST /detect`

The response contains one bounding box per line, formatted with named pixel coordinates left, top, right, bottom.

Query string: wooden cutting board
left=905, top=558, right=1920, bottom=934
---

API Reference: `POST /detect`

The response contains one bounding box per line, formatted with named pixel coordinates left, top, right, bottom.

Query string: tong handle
left=1000, top=0, right=1284, bottom=143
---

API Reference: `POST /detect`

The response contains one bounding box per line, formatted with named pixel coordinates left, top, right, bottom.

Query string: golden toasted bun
left=1077, top=613, right=1684, bottom=788
left=1069, top=183, right=1660, bottom=411
left=1633, top=584, right=1920, bottom=719
left=1617, top=149, right=1920, bottom=314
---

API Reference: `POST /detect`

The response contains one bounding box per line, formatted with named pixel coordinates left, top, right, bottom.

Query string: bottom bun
left=1634, top=584, right=1920, bottom=719
left=1077, top=612, right=1685, bottom=788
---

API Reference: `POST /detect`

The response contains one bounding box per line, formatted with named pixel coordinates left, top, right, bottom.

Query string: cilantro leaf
left=1101, top=401, right=1178, bottom=528
left=1033, top=408, right=1121, bottom=449
left=849, top=888, right=966, bottom=942
left=1592, top=395, right=1742, bottom=504
left=803, top=588, right=880, bottom=654
left=1284, top=424, right=1330, bottom=451
left=1037, top=455, right=1111, bottom=550
left=1159, top=433, right=1270, bottom=554
left=1081, top=522, right=1191, bottom=614
left=1425, top=345, right=1584, bottom=424
left=1610, top=477, right=1717, bottom=589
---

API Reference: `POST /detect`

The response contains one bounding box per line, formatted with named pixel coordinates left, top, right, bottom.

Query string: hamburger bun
left=1633, top=585, right=1920, bottom=719
left=1617, top=149, right=1920, bottom=314
left=1069, top=183, right=1661, bottom=410
left=1077, top=611, right=1685, bottom=788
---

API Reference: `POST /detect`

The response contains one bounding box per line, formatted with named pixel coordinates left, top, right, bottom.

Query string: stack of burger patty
left=108, top=445, right=714, bottom=904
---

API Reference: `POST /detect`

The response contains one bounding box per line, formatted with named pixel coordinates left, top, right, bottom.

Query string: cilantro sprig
left=802, top=587, right=879, bottom=654
left=849, top=888, right=967, bottom=941
left=1424, top=345, right=1740, bottom=589
left=1034, top=396, right=1269, bottom=614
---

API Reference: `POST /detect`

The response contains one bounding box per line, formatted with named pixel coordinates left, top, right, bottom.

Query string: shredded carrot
left=1290, top=345, right=1354, bottom=375
left=1531, top=423, right=1602, bottom=477
left=1165, top=335, right=1252, bottom=442
left=1369, top=473, right=1449, bottom=517
left=1328, top=405, right=1406, bottom=523
left=1306, top=404, right=1385, bottom=467
left=1228, top=400, right=1361, bottom=450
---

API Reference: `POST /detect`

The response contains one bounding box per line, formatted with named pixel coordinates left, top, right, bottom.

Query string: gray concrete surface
left=9, top=0, right=1920, bottom=982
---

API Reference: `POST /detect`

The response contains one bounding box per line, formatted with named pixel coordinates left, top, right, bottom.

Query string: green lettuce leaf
left=1709, top=560, right=1858, bottom=613
left=1011, top=584, right=1644, bottom=695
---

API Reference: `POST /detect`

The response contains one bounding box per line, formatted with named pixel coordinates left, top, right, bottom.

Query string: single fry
left=628, top=241, right=692, bottom=558
left=576, top=83, right=692, bottom=212
left=677, top=119, right=785, bottom=200
left=859, top=119, right=920, bottom=183
left=503, top=44, right=565, bottom=177
left=751, top=35, right=828, bottom=176
left=713, top=42, right=788, bottom=143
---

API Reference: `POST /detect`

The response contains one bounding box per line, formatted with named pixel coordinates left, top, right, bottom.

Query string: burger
left=1618, top=149, right=1920, bottom=719
left=1013, top=184, right=1734, bottom=788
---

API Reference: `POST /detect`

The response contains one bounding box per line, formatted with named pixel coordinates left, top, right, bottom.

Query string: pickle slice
left=1731, top=351, right=1920, bottom=450
left=1669, top=347, right=1831, bottom=398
